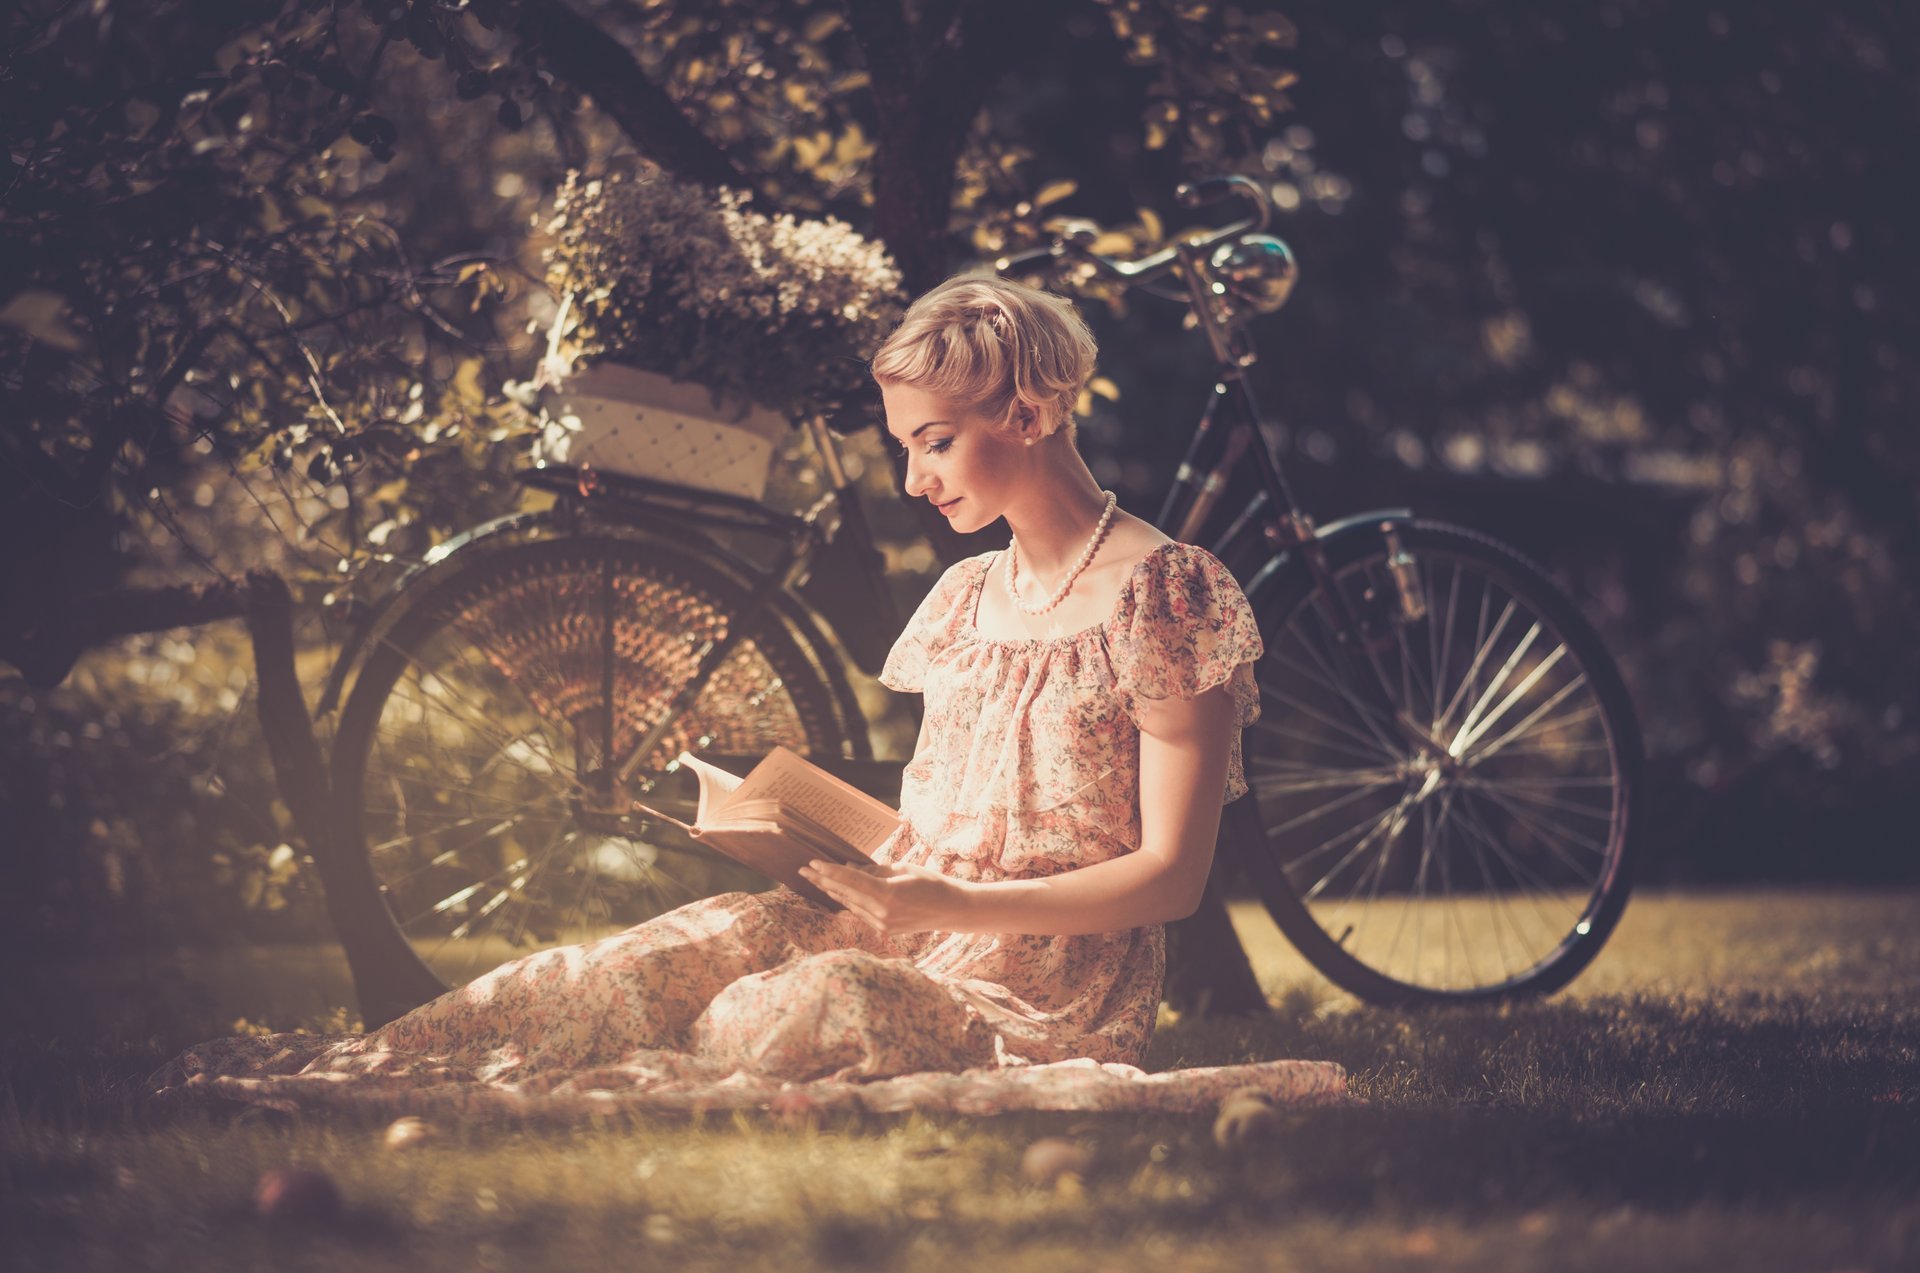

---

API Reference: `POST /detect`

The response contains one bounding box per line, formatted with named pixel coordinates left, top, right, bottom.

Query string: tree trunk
left=242, top=572, right=447, bottom=1026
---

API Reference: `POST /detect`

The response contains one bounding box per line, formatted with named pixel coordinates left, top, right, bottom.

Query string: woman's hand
left=796, top=859, right=975, bottom=936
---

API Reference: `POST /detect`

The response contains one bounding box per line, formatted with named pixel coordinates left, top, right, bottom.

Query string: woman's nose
left=903, top=452, right=932, bottom=497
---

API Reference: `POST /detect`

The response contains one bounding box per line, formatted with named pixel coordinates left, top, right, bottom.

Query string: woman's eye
left=887, top=438, right=951, bottom=459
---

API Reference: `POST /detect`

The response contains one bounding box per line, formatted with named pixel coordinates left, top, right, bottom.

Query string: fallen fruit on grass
left=384, top=1115, right=436, bottom=1149
left=253, top=1166, right=342, bottom=1225
left=1212, top=1088, right=1284, bottom=1149
left=1020, top=1136, right=1092, bottom=1186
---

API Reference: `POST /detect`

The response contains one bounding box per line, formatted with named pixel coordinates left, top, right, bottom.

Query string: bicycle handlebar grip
left=1175, top=176, right=1241, bottom=208
left=993, top=245, right=1060, bottom=274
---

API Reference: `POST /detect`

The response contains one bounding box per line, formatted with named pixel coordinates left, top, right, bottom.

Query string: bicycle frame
left=1050, top=191, right=1447, bottom=771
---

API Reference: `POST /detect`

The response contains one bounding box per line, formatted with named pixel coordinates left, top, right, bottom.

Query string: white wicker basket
left=531, top=362, right=788, bottom=501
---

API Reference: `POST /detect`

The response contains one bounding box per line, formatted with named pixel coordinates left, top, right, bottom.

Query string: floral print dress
left=149, top=542, right=1349, bottom=1121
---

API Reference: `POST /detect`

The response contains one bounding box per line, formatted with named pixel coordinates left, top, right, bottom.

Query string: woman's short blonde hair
left=869, top=274, right=1097, bottom=440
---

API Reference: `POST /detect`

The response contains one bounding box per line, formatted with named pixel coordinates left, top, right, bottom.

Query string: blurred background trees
left=3, top=0, right=1915, bottom=953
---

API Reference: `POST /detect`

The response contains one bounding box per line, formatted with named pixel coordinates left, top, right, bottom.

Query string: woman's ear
left=1011, top=401, right=1042, bottom=442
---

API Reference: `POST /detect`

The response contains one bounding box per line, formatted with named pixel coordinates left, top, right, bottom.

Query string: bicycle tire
left=1236, top=520, right=1644, bottom=1007
left=331, top=534, right=864, bottom=990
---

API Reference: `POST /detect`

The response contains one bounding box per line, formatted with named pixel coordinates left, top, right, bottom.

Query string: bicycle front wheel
left=1238, top=520, right=1643, bottom=1007
left=332, top=535, right=864, bottom=990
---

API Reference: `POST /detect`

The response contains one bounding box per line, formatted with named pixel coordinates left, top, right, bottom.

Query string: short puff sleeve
left=878, top=554, right=989, bottom=693
left=1108, top=543, right=1264, bottom=802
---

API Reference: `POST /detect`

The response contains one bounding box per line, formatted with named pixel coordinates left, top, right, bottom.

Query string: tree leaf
left=1035, top=179, right=1078, bottom=208
left=0, top=291, right=87, bottom=351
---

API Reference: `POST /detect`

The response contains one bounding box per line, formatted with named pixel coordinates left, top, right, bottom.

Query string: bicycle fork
left=1163, top=377, right=1443, bottom=765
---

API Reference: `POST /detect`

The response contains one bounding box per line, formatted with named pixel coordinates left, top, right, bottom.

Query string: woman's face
left=880, top=380, right=1031, bottom=535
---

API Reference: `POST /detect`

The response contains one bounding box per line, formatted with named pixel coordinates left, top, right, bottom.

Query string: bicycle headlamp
left=1208, top=235, right=1297, bottom=317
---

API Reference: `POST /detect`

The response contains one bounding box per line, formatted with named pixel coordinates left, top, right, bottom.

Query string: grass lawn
left=4, top=885, right=1918, bottom=1271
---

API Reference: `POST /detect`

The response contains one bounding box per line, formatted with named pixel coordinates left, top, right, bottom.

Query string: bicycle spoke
left=1454, top=640, right=1570, bottom=755
left=1275, top=791, right=1407, bottom=877
left=1454, top=782, right=1611, bottom=887
left=359, top=764, right=566, bottom=819
left=381, top=657, right=577, bottom=787
left=1431, top=561, right=1461, bottom=724
left=372, top=815, right=535, bottom=890
left=1250, top=711, right=1397, bottom=768
left=1474, top=702, right=1612, bottom=760
left=1299, top=793, right=1416, bottom=904
left=1263, top=772, right=1404, bottom=841
left=1463, top=676, right=1599, bottom=767
left=1380, top=795, right=1433, bottom=976
left=1259, top=645, right=1403, bottom=759
left=1452, top=789, right=1574, bottom=906
left=1247, top=765, right=1405, bottom=795
left=1464, top=781, right=1614, bottom=871
left=1449, top=789, right=1518, bottom=981
left=1448, top=789, right=1556, bottom=974
left=370, top=627, right=554, bottom=754
left=1280, top=605, right=1407, bottom=754
left=1434, top=585, right=1512, bottom=738
left=1394, top=598, right=1432, bottom=729
left=394, top=851, right=529, bottom=933
left=1468, top=777, right=1615, bottom=828
left=1450, top=621, right=1542, bottom=754
left=1465, top=774, right=1617, bottom=790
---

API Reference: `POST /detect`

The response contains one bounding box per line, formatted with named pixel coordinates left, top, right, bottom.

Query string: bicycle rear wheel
left=332, top=534, right=864, bottom=989
left=1238, top=520, right=1643, bottom=1007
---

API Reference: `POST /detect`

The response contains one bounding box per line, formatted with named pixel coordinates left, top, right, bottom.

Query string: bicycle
left=316, top=173, right=1645, bottom=1009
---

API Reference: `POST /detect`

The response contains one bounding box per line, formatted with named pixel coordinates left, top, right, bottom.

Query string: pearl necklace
left=1005, top=491, right=1118, bottom=616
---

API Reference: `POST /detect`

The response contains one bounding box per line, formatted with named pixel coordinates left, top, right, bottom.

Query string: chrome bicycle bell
left=1208, top=235, right=1298, bottom=317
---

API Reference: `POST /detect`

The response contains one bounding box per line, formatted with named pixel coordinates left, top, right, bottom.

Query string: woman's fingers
left=803, top=861, right=892, bottom=932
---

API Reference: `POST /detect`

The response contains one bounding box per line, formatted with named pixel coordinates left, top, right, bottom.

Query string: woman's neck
left=1002, top=450, right=1112, bottom=582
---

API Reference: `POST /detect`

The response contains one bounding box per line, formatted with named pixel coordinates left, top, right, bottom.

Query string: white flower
left=538, top=159, right=904, bottom=418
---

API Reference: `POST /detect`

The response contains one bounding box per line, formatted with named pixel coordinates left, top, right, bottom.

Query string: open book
left=634, top=747, right=903, bottom=911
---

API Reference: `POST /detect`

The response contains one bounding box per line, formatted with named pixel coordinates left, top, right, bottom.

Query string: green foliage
left=0, top=629, right=337, bottom=951
left=0, top=0, right=550, bottom=623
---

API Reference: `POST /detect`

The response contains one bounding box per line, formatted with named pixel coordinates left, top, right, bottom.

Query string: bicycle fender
left=1238, top=506, right=1415, bottom=602
left=315, top=509, right=556, bottom=715
left=539, top=504, right=879, bottom=698
left=315, top=508, right=851, bottom=721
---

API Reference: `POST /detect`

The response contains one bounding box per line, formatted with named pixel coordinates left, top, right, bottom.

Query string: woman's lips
left=935, top=498, right=962, bottom=516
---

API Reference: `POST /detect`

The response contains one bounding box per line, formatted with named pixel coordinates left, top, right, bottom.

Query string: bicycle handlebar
left=993, top=172, right=1276, bottom=289
left=1175, top=174, right=1273, bottom=233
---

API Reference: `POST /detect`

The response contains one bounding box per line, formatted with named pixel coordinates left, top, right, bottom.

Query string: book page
left=675, top=752, right=746, bottom=825
left=727, top=746, right=901, bottom=855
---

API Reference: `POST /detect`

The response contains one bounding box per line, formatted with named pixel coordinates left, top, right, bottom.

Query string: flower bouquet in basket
left=523, top=158, right=905, bottom=501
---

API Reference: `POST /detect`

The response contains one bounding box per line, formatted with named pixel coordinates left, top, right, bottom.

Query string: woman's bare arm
left=802, top=682, right=1240, bottom=937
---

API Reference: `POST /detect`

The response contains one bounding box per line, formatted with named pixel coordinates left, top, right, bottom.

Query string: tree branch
left=513, top=0, right=750, bottom=191
left=0, top=577, right=253, bottom=689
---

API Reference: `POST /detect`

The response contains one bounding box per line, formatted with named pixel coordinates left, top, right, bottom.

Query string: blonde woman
left=151, top=275, right=1346, bottom=1119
